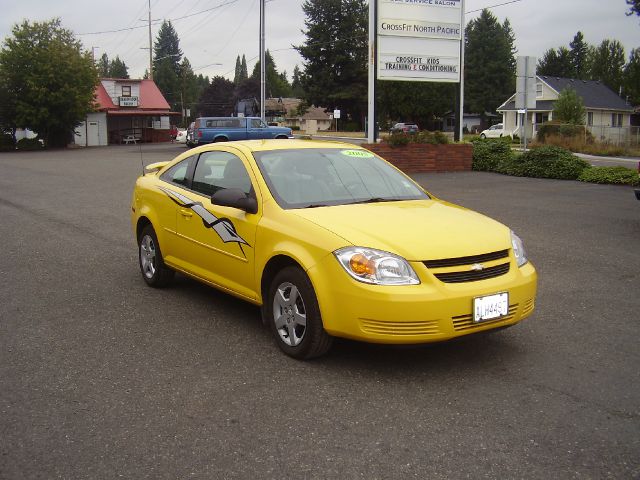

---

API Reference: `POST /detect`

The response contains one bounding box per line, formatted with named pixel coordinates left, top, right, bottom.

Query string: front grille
left=521, top=298, right=535, bottom=317
left=434, top=263, right=510, bottom=283
left=424, top=249, right=509, bottom=268
left=360, top=318, right=441, bottom=336
left=452, top=304, right=519, bottom=331
left=423, top=249, right=511, bottom=284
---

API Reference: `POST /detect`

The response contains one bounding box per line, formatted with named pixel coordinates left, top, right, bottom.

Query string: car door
left=171, top=149, right=261, bottom=300
left=248, top=118, right=269, bottom=140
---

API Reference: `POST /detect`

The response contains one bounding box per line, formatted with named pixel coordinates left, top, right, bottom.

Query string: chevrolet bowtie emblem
left=470, top=263, right=485, bottom=271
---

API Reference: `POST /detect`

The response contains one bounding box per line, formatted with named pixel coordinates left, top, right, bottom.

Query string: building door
left=87, top=121, right=100, bottom=146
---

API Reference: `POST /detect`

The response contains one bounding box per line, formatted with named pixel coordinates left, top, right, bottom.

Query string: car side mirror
left=212, top=188, right=258, bottom=214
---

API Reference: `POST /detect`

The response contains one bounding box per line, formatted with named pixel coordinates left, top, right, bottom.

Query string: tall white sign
left=377, top=0, right=463, bottom=83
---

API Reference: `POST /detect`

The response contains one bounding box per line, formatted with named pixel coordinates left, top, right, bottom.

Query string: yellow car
left=131, top=140, right=537, bottom=359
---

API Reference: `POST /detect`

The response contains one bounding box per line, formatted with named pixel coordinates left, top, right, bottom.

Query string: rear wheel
left=267, top=266, right=332, bottom=359
left=138, top=224, right=174, bottom=288
left=480, top=133, right=486, bottom=139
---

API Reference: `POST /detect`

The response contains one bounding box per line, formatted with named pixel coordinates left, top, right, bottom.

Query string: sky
left=0, top=0, right=638, bottom=82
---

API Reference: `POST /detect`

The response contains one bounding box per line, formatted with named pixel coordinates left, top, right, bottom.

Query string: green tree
left=0, top=18, right=97, bottom=147
left=553, top=88, right=586, bottom=124
left=296, top=0, right=368, bottom=126
left=569, top=32, right=590, bottom=79
left=153, top=20, right=183, bottom=112
left=97, top=53, right=110, bottom=77
left=624, top=48, right=640, bottom=105
left=464, top=9, right=517, bottom=123
left=538, top=47, right=573, bottom=77
left=109, top=56, right=129, bottom=78
left=590, top=39, right=626, bottom=93
left=627, top=0, right=640, bottom=16
left=197, top=75, right=235, bottom=116
left=240, top=55, right=248, bottom=81
left=233, top=55, right=242, bottom=85
left=291, top=65, right=304, bottom=98
left=377, top=81, right=455, bottom=130
left=251, top=50, right=292, bottom=98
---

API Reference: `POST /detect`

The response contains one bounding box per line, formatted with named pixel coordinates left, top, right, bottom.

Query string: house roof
left=498, top=76, right=633, bottom=112
left=498, top=100, right=557, bottom=112
left=301, top=106, right=331, bottom=120
left=94, top=78, right=172, bottom=112
left=94, top=83, right=116, bottom=111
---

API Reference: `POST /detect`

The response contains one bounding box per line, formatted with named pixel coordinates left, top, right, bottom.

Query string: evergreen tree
left=240, top=55, right=248, bottom=81
left=0, top=18, right=97, bottom=147
left=296, top=0, right=368, bottom=126
left=153, top=20, right=183, bottom=112
left=291, top=65, right=304, bottom=98
left=109, top=56, right=129, bottom=78
left=627, top=0, right=640, bottom=16
left=97, top=53, right=110, bottom=77
left=251, top=50, right=292, bottom=98
left=590, top=39, right=626, bottom=93
left=538, top=47, right=573, bottom=77
left=197, top=75, right=235, bottom=116
left=624, top=48, right=640, bottom=105
left=553, top=88, right=586, bottom=124
left=233, top=55, right=242, bottom=84
left=464, top=9, right=517, bottom=121
left=569, top=31, right=590, bottom=79
left=153, top=21, right=182, bottom=74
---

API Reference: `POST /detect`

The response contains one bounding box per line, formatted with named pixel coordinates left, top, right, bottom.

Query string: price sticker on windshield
left=341, top=150, right=374, bottom=158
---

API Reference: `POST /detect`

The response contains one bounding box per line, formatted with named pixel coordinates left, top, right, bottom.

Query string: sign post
left=516, top=56, right=537, bottom=151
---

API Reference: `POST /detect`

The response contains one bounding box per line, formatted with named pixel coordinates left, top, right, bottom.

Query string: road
left=1, top=143, right=639, bottom=479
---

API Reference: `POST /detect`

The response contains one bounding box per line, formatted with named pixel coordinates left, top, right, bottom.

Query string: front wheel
left=138, top=224, right=174, bottom=288
left=267, top=266, right=333, bottom=359
left=480, top=133, right=486, bottom=139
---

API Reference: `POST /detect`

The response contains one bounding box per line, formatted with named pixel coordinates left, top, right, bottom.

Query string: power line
left=76, top=0, right=239, bottom=36
left=466, top=0, right=524, bottom=14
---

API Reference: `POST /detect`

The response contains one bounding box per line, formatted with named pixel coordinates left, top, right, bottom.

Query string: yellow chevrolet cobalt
left=131, top=140, right=537, bottom=359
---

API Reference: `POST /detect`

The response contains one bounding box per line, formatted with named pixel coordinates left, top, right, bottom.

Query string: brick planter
left=362, top=143, right=473, bottom=173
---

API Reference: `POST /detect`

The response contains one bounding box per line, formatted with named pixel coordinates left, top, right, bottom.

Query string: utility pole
left=259, top=0, right=266, bottom=121
left=148, top=0, right=153, bottom=80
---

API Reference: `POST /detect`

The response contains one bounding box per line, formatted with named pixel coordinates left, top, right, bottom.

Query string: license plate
left=473, top=292, right=509, bottom=323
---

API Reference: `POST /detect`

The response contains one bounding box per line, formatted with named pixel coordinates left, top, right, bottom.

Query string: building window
left=535, top=113, right=549, bottom=125
left=536, top=83, right=543, bottom=98
left=587, top=112, right=593, bottom=126
left=611, top=113, right=624, bottom=127
left=121, top=86, right=131, bottom=97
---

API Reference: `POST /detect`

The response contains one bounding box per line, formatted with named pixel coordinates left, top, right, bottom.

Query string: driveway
left=1, top=144, right=638, bottom=479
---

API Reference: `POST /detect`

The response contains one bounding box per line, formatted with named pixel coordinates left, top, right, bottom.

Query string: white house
left=497, top=76, right=635, bottom=144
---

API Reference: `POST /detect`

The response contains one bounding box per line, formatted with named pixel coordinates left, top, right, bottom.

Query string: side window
left=160, top=156, right=195, bottom=187
left=191, top=151, right=253, bottom=197
left=251, top=118, right=263, bottom=128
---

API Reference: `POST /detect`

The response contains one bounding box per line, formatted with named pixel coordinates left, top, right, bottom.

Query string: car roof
left=190, top=139, right=362, bottom=154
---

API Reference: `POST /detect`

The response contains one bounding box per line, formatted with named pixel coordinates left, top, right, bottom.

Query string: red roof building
left=74, top=78, right=180, bottom=146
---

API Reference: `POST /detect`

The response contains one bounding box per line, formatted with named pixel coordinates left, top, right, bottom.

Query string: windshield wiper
left=302, top=203, right=328, bottom=208
left=347, top=197, right=398, bottom=205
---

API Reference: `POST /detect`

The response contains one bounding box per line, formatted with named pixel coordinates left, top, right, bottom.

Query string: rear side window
left=160, top=156, right=195, bottom=188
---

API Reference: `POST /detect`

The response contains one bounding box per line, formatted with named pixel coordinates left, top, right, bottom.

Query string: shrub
left=537, top=123, right=587, bottom=143
left=513, top=145, right=590, bottom=180
left=290, top=125, right=300, bottom=131
left=0, top=133, right=15, bottom=151
left=386, top=130, right=448, bottom=147
left=471, top=139, right=514, bottom=172
left=578, top=166, right=640, bottom=186
left=16, top=137, right=43, bottom=150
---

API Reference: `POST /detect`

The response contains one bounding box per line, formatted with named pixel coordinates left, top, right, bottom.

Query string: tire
left=138, top=224, right=174, bottom=288
left=214, top=137, right=228, bottom=143
left=275, top=135, right=288, bottom=139
left=267, top=266, right=333, bottom=359
left=480, top=133, right=486, bottom=139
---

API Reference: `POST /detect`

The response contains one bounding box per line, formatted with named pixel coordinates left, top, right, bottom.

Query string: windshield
left=253, top=148, right=429, bottom=209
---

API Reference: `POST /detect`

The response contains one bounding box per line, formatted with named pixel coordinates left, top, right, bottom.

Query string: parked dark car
left=390, top=123, right=419, bottom=135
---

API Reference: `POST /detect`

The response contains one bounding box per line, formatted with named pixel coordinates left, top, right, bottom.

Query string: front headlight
left=334, top=247, right=420, bottom=285
left=511, top=231, right=528, bottom=267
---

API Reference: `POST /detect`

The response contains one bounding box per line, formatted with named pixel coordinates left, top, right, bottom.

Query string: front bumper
left=308, top=253, right=537, bottom=344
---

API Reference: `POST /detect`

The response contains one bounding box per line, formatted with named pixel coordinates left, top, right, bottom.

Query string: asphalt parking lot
left=1, top=143, right=639, bottom=479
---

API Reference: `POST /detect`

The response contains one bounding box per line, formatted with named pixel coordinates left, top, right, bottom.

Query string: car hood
left=291, top=199, right=511, bottom=261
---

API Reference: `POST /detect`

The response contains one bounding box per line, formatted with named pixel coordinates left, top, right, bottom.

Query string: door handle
left=179, top=209, right=193, bottom=218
